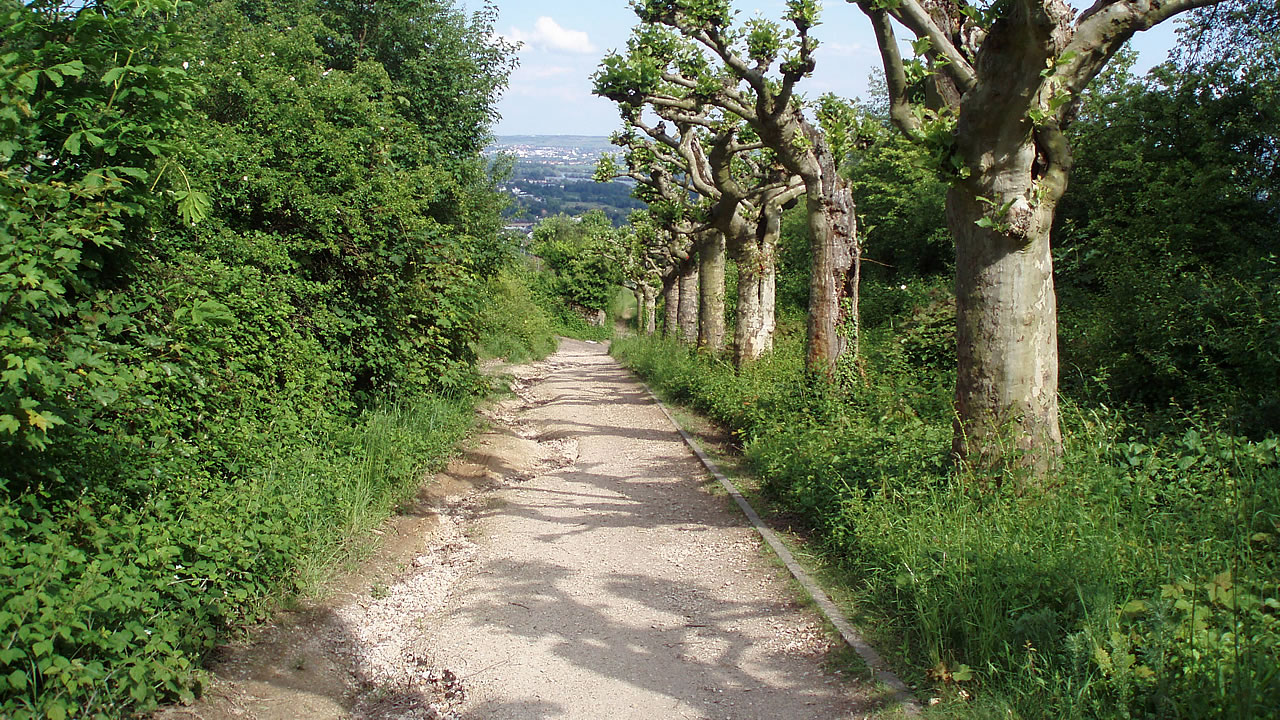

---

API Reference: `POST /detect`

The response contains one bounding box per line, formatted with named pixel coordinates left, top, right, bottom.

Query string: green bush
left=0, top=396, right=472, bottom=718
left=476, top=262, right=559, bottom=363
left=0, top=0, right=512, bottom=715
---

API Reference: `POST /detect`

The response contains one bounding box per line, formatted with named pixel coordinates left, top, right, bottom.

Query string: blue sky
left=467, top=1, right=1184, bottom=137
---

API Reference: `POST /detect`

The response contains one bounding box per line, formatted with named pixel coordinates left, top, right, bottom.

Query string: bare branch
left=695, top=27, right=768, bottom=95
left=1060, top=0, right=1224, bottom=97
left=861, top=4, right=923, bottom=136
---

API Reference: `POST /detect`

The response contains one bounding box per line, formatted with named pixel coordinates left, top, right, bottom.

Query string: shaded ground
left=158, top=339, right=873, bottom=719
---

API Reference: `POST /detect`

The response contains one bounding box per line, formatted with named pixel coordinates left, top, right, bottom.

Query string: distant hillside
left=487, top=136, right=644, bottom=226
left=492, top=135, right=616, bottom=153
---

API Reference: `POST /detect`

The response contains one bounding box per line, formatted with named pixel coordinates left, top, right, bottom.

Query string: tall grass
left=0, top=394, right=473, bottom=718
left=291, top=397, right=475, bottom=587
left=612, top=333, right=1279, bottom=719
left=476, top=264, right=560, bottom=363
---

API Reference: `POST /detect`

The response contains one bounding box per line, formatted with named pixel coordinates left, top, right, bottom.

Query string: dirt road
left=163, top=338, right=872, bottom=719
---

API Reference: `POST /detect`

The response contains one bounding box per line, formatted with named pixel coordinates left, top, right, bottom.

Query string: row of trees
left=593, top=0, right=1224, bottom=475
left=596, top=5, right=1277, bottom=712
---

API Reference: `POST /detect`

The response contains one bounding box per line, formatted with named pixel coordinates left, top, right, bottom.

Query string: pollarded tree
left=704, top=126, right=806, bottom=365
left=599, top=125, right=724, bottom=348
left=851, top=0, right=1226, bottom=472
left=623, top=210, right=672, bottom=335
left=603, top=105, right=806, bottom=365
left=597, top=141, right=705, bottom=341
left=595, top=0, right=858, bottom=376
left=641, top=112, right=804, bottom=365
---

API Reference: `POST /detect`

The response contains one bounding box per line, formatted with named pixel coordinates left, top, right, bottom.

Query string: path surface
left=159, top=338, right=871, bottom=720
left=427, top=339, right=865, bottom=719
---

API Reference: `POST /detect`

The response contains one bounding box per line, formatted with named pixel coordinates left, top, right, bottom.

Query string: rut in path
left=158, top=338, right=881, bottom=720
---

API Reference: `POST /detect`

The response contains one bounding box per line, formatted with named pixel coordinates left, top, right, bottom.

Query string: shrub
left=476, top=263, right=558, bottom=363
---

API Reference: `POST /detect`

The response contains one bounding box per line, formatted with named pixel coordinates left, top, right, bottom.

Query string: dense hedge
left=0, top=0, right=516, bottom=715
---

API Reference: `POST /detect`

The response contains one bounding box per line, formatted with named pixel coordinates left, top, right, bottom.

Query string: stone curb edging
left=643, top=383, right=923, bottom=717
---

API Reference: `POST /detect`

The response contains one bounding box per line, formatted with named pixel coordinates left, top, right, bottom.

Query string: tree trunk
left=641, top=282, right=657, bottom=335
left=731, top=207, right=780, bottom=367
left=697, top=230, right=726, bottom=353
left=946, top=32, right=1071, bottom=473
left=952, top=161, right=1059, bottom=471
left=848, top=226, right=864, bottom=376
left=662, top=274, right=679, bottom=339
left=677, top=257, right=699, bottom=344
left=851, top=0, right=1214, bottom=477
left=801, top=126, right=856, bottom=377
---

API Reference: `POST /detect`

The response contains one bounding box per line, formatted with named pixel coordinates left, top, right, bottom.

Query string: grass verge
left=0, top=395, right=474, bottom=719
left=612, top=332, right=1279, bottom=719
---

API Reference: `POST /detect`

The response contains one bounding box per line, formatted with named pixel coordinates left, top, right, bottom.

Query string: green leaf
left=16, top=69, right=38, bottom=93
left=114, top=166, right=148, bottom=181
left=101, top=67, right=127, bottom=86
left=54, top=59, right=86, bottom=78
left=175, top=190, right=211, bottom=225
left=7, top=669, right=26, bottom=690
left=1121, top=599, right=1147, bottom=616
left=190, top=299, right=234, bottom=326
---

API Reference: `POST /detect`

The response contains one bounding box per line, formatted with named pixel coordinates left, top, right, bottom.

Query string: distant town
left=487, top=135, right=644, bottom=228
left=489, top=135, right=615, bottom=170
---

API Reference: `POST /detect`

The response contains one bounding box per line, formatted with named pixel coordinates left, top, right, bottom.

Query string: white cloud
left=506, top=17, right=597, bottom=55
left=521, top=65, right=575, bottom=80
left=819, top=41, right=867, bottom=57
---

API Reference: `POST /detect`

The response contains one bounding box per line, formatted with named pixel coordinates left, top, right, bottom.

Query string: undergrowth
left=612, top=332, right=1279, bottom=719
left=476, top=263, right=559, bottom=363
left=0, top=396, right=472, bottom=719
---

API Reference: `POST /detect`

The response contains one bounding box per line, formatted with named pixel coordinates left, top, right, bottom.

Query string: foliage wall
left=0, top=0, right=512, bottom=715
left=1056, top=37, right=1280, bottom=434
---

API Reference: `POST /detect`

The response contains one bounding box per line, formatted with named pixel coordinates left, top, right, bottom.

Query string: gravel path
left=421, top=338, right=867, bottom=719
left=158, top=338, right=871, bottom=720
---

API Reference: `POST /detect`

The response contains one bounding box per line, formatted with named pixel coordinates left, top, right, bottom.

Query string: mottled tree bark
left=855, top=0, right=1221, bottom=473
left=731, top=221, right=778, bottom=366
left=641, top=282, right=657, bottom=335
left=677, top=256, right=700, bottom=344
left=943, top=33, right=1078, bottom=470
left=662, top=274, right=680, bottom=339
left=949, top=186, right=1062, bottom=472
left=797, top=124, right=856, bottom=377
left=940, top=1, right=1074, bottom=472
left=697, top=230, right=726, bottom=353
